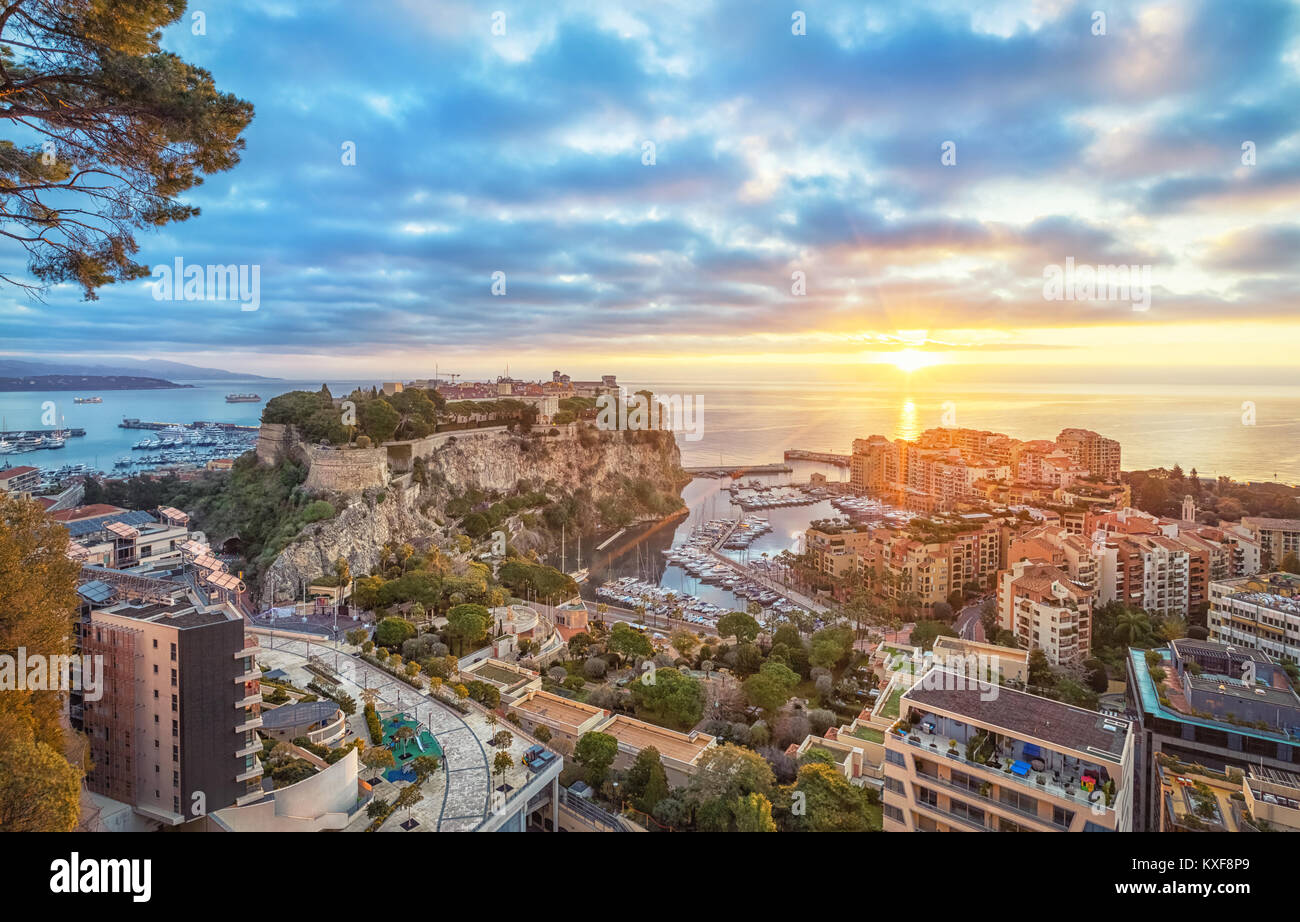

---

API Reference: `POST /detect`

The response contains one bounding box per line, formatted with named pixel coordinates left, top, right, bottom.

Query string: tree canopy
left=0, top=0, right=254, bottom=295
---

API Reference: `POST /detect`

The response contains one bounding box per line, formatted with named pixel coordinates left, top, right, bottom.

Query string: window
left=917, top=786, right=938, bottom=808
left=885, top=776, right=905, bottom=795
left=883, top=804, right=905, bottom=824
left=170, top=643, right=176, bottom=661
left=885, top=749, right=905, bottom=766
left=1053, top=805, right=1075, bottom=828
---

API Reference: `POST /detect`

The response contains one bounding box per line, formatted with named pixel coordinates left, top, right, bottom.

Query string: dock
left=783, top=449, right=850, bottom=466
left=681, top=462, right=793, bottom=478
left=119, top=418, right=259, bottom=432
left=0, top=427, right=86, bottom=439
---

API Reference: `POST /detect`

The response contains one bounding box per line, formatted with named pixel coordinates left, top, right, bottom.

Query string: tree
left=689, top=744, right=774, bottom=805
left=733, top=792, right=777, bottom=832
left=743, top=660, right=800, bottom=715
left=361, top=746, right=395, bottom=780
left=0, top=733, right=80, bottom=831
left=1281, top=552, right=1300, bottom=575
left=446, top=603, right=489, bottom=655
left=375, top=616, right=416, bottom=648
left=608, top=622, right=653, bottom=663
left=782, top=762, right=876, bottom=832
left=623, top=746, right=670, bottom=813
left=573, top=731, right=618, bottom=788
left=717, top=611, right=761, bottom=644
left=0, top=0, right=254, bottom=296
left=0, top=495, right=82, bottom=829
left=493, top=750, right=513, bottom=782
left=669, top=629, right=699, bottom=659
left=629, top=668, right=703, bottom=731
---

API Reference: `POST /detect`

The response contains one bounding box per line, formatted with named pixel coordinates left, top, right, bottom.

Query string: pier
left=681, top=462, right=792, bottom=477
left=783, top=449, right=850, bottom=466
left=119, top=418, right=259, bottom=432
left=0, top=427, right=86, bottom=439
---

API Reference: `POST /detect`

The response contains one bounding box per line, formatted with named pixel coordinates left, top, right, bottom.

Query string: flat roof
left=904, top=668, right=1130, bottom=761
left=601, top=714, right=714, bottom=765
left=512, top=690, right=604, bottom=729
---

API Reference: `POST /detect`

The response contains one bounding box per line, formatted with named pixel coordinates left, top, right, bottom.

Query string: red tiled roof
left=0, top=465, right=39, bottom=478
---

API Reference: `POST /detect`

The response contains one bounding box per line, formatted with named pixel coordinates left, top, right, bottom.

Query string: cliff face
left=258, top=427, right=683, bottom=606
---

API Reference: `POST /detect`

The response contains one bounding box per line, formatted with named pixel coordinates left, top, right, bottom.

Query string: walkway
left=251, top=631, right=492, bottom=831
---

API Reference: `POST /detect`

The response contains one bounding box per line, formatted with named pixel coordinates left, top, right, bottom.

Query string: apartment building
left=860, top=518, right=1002, bottom=613
left=996, top=560, right=1094, bottom=665
left=1008, top=524, right=1100, bottom=594
left=805, top=524, right=873, bottom=579
left=75, top=576, right=263, bottom=826
left=62, top=506, right=193, bottom=570
left=1208, top=572, right=1300, bottom=666
left=881, top=668, right=1133, bottom=831
left=849, top=435, right=898, bottom=494
left=1056, top=428, right=1121, bottom=481
left=0, top=464, right=40, bottom=497
left=1242, top=517, right=1300, bottom=570
left=1124, top=639, right=1300, bottom=830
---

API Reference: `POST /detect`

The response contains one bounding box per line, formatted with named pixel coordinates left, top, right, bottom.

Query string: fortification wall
left=255, top=422, right=297, bottom=465
left=301, top=444, right=389, bottom=494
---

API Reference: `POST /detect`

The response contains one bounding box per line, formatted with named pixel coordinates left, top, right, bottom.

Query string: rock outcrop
left=258, top=426, right=684, bottom=606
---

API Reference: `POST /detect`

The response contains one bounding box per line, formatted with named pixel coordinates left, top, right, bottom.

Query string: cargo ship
left=74, top=396, right=103, bottom=404
left=225, top=393, right=261, bottom=403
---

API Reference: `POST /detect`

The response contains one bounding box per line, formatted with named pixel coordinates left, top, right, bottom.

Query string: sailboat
left=562, top=523, right=589, bottom=584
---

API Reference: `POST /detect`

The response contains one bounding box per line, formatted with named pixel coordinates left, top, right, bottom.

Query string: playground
left=382, top=713, right=442, bottom=769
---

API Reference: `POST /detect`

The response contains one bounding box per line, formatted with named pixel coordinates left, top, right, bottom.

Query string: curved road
left=251, top=631, right=492, bottom=831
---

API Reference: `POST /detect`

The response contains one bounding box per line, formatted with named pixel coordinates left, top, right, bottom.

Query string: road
left=954, top=599, right=989, bottom=641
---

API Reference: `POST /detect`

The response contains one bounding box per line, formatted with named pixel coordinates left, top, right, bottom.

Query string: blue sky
left=2, top=0, right=1299, bottom=379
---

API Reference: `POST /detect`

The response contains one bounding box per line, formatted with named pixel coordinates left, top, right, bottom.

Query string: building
left=805, top=524, right=873, bottom=579
left=995, top=560, right=1093, bottom=665
left=75, top=578, right=263, bottom=826
left=259, top=700, right=347, bottom=745
left=1208, top=572, right=1300, bottom=666
left=931, top=636, right=1031, bottom=684
left=1154, top=757, right=1300, bottom=832
left=881, top=667, right=1134, bottom=831
left=61, top=506, right=193, bottom=571
left=600, top=714, right=717, bottom=789
left=1056, top=428, right=1121, bottom=481
left=1242, top=517, right=1300, bottom=570
left=0, top=464, right=40, bottom=497
left=1124, top=638, right=1300, bottom=831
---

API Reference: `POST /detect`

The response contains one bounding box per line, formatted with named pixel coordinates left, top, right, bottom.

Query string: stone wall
left=301, top=443, right=389, bottom=494
left=255, top=422, right=297, bottom=465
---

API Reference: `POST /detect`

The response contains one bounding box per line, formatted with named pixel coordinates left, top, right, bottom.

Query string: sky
left=2, top=0, right=1299, bottom=382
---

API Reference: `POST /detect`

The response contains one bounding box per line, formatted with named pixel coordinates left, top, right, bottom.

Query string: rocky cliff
left=258, top=426, right=684, bottom=605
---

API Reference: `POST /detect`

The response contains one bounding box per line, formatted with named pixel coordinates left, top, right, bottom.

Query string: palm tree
left=1113, top=608, right=1152, bottom=645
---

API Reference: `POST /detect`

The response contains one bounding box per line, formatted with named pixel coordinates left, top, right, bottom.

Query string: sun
left=887, top=349, right=941, bottom=373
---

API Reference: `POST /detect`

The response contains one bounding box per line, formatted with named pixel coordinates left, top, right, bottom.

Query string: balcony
left=236, top=761, right=264, bottom=783
left=235, top=716, right=263, bottom=734
left=894, top=718, right=1115, bottom=815
left=235, top=693, right=262, bottom=710
left=235, top=668, right=260, bottom=684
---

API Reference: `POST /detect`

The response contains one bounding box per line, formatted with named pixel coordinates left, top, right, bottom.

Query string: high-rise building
left=995, top=560, right=1094, bottom=665
left=1124, top=639, right=1300, bottom=831
left=882, top=668, right=1133, bottom=831
left=74, top=573, right=263, bottom=826
left=1056, top=428, right=1121, bottom=480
